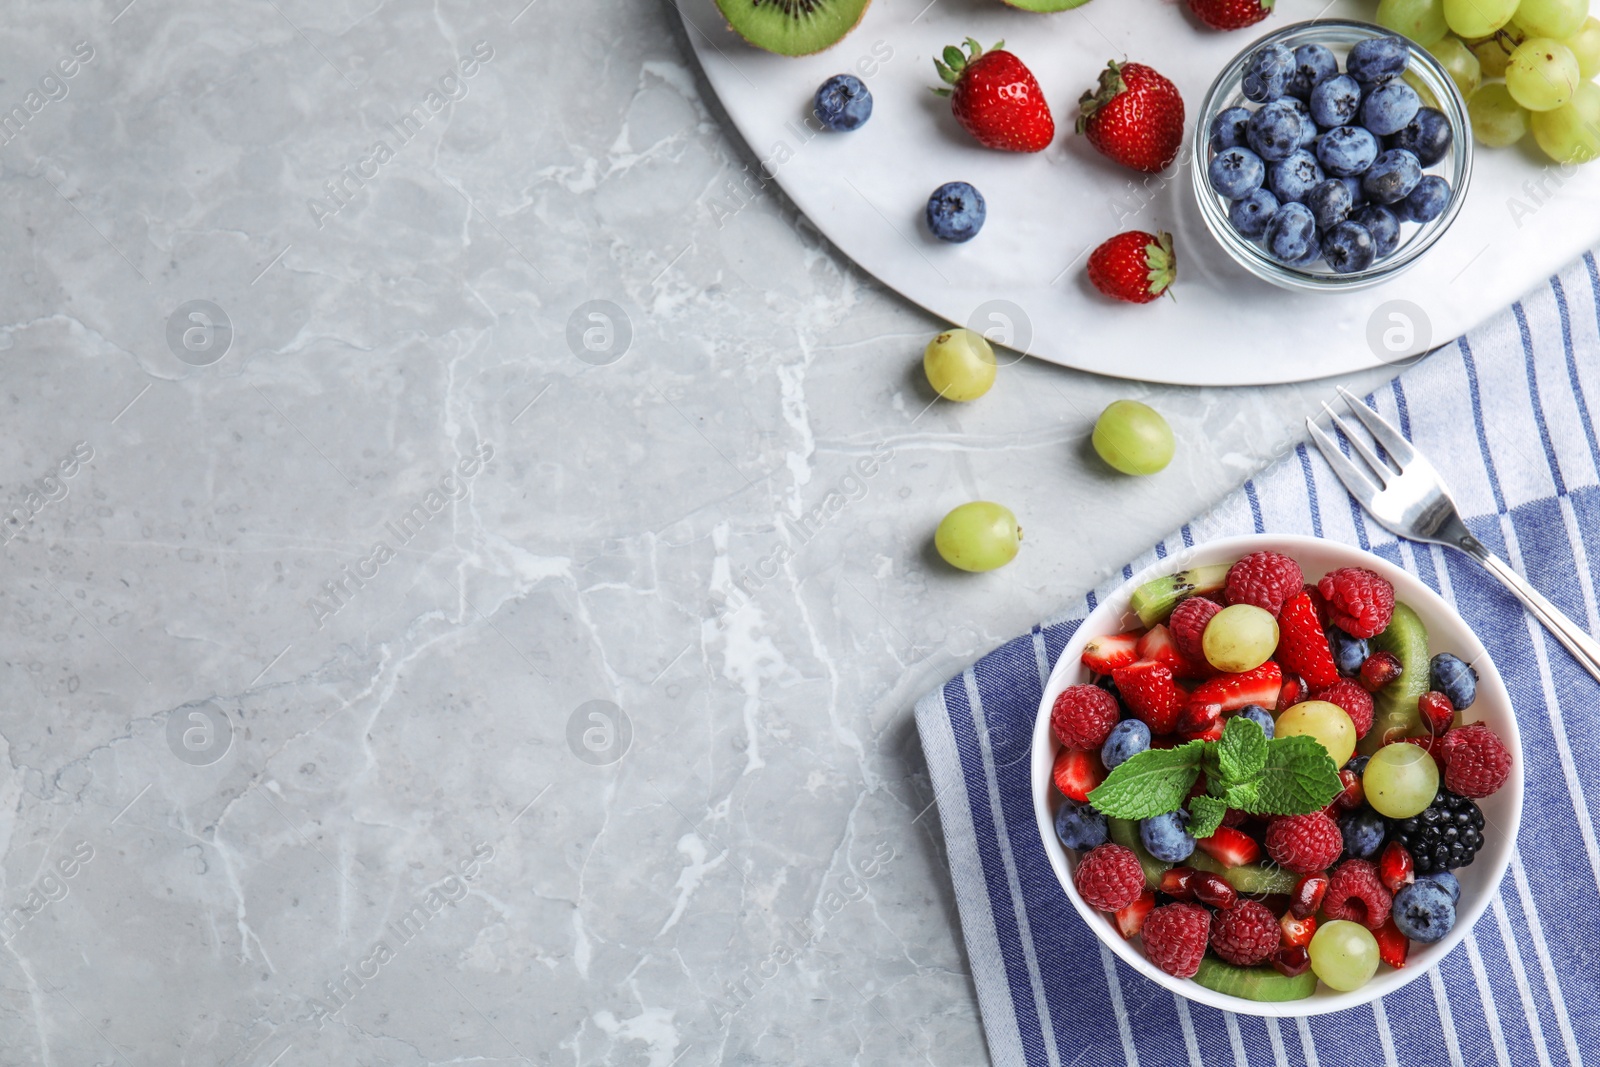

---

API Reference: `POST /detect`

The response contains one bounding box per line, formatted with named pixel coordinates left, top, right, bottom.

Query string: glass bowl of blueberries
left=1192, top=20, right=1472, bottom=291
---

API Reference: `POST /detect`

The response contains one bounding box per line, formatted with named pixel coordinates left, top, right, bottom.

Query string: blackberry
left=1389, top=790, right=1485, bottom=873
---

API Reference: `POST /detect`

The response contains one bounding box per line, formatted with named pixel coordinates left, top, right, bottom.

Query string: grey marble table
left=0, top=2, right=1396, bottom=1064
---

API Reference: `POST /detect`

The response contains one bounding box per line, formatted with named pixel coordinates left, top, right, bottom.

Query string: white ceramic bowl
left=1031, top=534, right=1523, bottom=1016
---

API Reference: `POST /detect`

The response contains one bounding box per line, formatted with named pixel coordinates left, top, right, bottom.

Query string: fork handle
left=1459, top=541, right=1600, bottom=685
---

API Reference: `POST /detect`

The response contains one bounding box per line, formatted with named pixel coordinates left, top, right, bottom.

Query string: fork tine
left=1306, top=417, right=1384, bottom=503
left=1321, top=403, right=1393, bottom=487
left=1336, top=387, right=1417, bottom=465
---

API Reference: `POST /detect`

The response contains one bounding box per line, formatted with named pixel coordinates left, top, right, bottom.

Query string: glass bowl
left=1192, top=20, right=1474, bottom=292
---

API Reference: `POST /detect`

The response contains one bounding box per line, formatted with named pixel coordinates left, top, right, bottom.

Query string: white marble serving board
left=677, top=0, right=1600, bottom=384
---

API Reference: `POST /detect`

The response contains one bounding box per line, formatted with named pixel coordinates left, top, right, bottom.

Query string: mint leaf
left=1251, top=735, right=1342, bottom=815
left=1223, top=779, right=1263, bottom=814
left=1216, top=716, right=1268, bottom=785
left=1086, top=741, right=1206, bottom=820
left=1187, top=795, right=1227, bottom=839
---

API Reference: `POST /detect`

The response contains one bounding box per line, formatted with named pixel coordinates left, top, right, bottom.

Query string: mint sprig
left=1081, top=741, right=1205, bottom=820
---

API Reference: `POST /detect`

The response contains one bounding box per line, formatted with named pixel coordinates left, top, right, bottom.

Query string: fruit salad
left=1050, top=550, right=1512, bottom=1001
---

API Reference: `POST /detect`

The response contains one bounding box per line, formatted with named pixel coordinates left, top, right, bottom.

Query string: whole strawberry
left=934, top=39, right=1054, bottom=152
left=1076, top=61, right=1185, bottom=173
left=1186, top=0, right=1274, bottom=31
left=1088, top=231, right=1176, bottom=304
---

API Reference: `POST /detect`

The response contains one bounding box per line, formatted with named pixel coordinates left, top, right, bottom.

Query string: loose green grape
left=1202, top=605, right=1279, bottom=673
left=1363, top=741, right=1442, bottom=818
left=1468, top=82, right=1531, bottom=145
left=1378, top=0, right=1449, bottom=45
left=935, top=502, right=1021, bottom=572
left=1531, top=80, right=1600, bottom=162
left=1275, top=701, right=1357, bottom=767
left=1506, top=38, right=1580, bottom=110
left=1514, top=0, right=1586, bottom=39
left=1428, top=35, right=1483, bottom=97
left=1092, top=400, right=1175, bottom=476
left=924, top=328, right=996, bottom=402
left=1444, top=0, right=1518, bottom=38
left=1565, top=17, right=1600, bottom=79
left=1309, top=920, right=1381, bottom=991
left=1467, top=26, right=1525, bottom=76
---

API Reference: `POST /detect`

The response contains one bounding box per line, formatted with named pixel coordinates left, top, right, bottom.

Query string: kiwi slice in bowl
left=713, top=0, right=872, bottom=56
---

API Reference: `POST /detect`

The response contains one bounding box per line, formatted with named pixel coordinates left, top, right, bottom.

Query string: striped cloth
left=915, top=251, right=1600, bottom=1067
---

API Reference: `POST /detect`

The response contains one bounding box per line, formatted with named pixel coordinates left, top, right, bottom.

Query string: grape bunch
left=1375, top=0, right=1600, bottom=163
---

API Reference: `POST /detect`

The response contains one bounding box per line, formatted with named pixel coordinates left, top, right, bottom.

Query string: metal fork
left=1307, top=387, right=1600, bottom=685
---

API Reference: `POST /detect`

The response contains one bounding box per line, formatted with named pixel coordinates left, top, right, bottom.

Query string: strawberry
left=1137, top=624, right=1208, bottom=678
left=1087, top=231, right=1176, bottom=304
left=1274, top=592, right=1340, bottom=689
left=1276, top=673, right=1305, bottom=712
left=933, top=38, right=1054, bottom=152
left=1279, top=911, right=1317, bottom=948
left=1184, top=662, right=1283, bottom=722
left=1374, top=917, right=1409, bottom=968
left=1052, top=746, right=1106, bottom=803
left=1115, top=888, right=1157, bottom=939
left=1112, top=662, right=1188, bottom=734
left=1081, top=631, right=1140, bottom=674
left=1076, top=61, right=1185, bottom=173
left=1197, top=826, right=1262, bottom=868
left=1185, top=0, right=1274, bottom=31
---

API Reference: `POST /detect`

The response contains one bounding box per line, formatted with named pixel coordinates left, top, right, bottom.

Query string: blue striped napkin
left=915, top=251, right=1600, bottom=1067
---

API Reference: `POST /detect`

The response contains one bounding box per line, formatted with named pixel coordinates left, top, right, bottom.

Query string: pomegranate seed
left=1280, top=912, right=1318, bottom=948
left=1291, top=874, right=1329, bottom=918
left=1360, top=651, right=1404, bottom=692
left=1332, top=767, right=1365, bottom=812
left=1192, top=871, right=1238, bottom=910
left=1418, top=691, right=1455, bottom=734
left=1158, top=866, right=1198, bottom=900
left=1276, top=674, right=1306, bottom=712
left=1379, top=841, right=1416, bottom=894
left=1273, top=944, right=1311, bottom=977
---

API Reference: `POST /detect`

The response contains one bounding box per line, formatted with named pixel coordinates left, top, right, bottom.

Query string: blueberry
left=1389, top=107, right=1454, bottom=166
left=1348, top=35, right=1410, bottom=86
left=1397, top=175, right=1451, bottom=223
left=813, top=74, right=873, bottom=131
left=1288, top=43, right=1339, bottom=99
left=1101, top=718, right=1152, bottom=769
left=1430, top=653, right=1479, bottom=710
left=1316, top=125, right=1381, bottom=178
left=1288, top=240, right=1323, bottom=268
left=1229, top=188, right=1280, bottom=237
left=1310, top=74, right=1362, bottom=129
left=1328, top=625, right=1371, bottom=675
left=1140, top=810, right=1196, bottom=863
left=1055, top=799, right=1109, bottom=851
left=1363, top=148, right=1422, bottom=204
left=1353, top=204, right=1401, bottom=256
left=1247, top=100, right=1306, bottom=162
left=1361, top=80, right=1422, bottom=137
left=1340, top=807, right=1387, bottom=859
left=1265, top=201, right=1317, bottom=263
left=1209, top=146, right=1267, bottom=199
left=1392, top=880, right=1457, bottom=943
left=1238, top=705, right=1275, bottom=739
left=1337, top=176, right=1367, bottom=207
left=1243, top=43, right=1296, bottom=103
left=1345, top=754, right=1370, bottom=775
left=1418, top=870, right=1462, bottom=904
left=1306, top=179, right=1354, bottom=231
left=1268, top=149, right=1325, bottom=204
left=1322, top=220, right=1377, bottom=274
left=1210, top=106, right=1253, bottom=152
left=925, top=181, right=986, bottom=242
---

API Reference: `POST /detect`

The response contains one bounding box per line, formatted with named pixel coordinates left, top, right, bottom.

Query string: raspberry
left=1275, top=592, right=1340, bottom=689
left=1317, top=567, right=1396, bottom=639
left=1311, top=678, right=1375, bottom=738
left=1265, top=812, right=1343, bottom=874
left=1322, top=858, right=1393, bottom=930
left=1439, top=723, right=1512, bottom=798
left=1142, top=902, right=1212, bottom=977
left=1074, top=844, right=1147, bottom=912
left=1169, top=596, right=1222, bottom=664
left=1051, top=685, right=1120, bottom=750
left=1211, top=900, right=1282, bottom=965
left=1225, top=551, right=1304, bottom=616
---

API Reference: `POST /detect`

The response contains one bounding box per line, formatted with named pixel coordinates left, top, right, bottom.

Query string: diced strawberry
left=1081, top=631, right=1140, bottom=675
left=1274, top=592, right=1340, bottom=689
left=1185, top=662, right=1283, bottom=722
left=1052, top=746, right=1106, bottom=803
left=1137, top=624, right=1209, bottom=679
left=1374, top=917, right=1409, bottom=968
left=1197, top=826, right=1262, bottom=868
left=1112, top=662, right=1189, bottom=734
left=1115, top=889, right=1157, bottom=939
left=1279, top=912, right=1317, bottom=948
left=1276, top=673, right=1305, bottom=712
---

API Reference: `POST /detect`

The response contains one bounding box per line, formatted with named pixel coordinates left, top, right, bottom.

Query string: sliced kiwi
left=1107, top=817, right=1170, bottom=888
left=1193, top=957, right=1318, bottom=1002
left=713, top=0, right=871, bottom=56
left=1130, top=563, right=1231, bottom=628
left=1188, top=852, right=1298, bottom=895
left=1359, top=601, right=1430, bottom=756
left=1002, top=0, right=1094, bottom=9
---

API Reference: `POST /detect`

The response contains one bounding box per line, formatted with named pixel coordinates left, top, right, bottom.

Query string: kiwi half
left=713, top=0, right=872, bottom=56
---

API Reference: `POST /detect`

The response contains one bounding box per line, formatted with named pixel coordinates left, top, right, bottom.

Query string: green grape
left=1378, top=0, right=1449, bottom=45
left=1092, top=400, right=1175, bottom=476
left=924, top=328, right=996, bottom=401
left=1444, top=0, right=1518, bottom=39
left=1201, top=604, right=1279, bottom=673
left=1309, top=920, right=1381, bottom=991
left=1468, top=82, right=1531, bottom=145
left=1275, top=701, right=1357, bottom=766
left=1564, top=17, right=1600, bottom=80
left=1428, top=35, right=1483, bottom=97
left=1531, top=80, right=1600, bottom=162
left=1362, top=741, right=1441, bottom=818
left=1506, top=38, right=1580, bottom=110
left=935, top=502, right=1021, bottom=572
left=1467, top=26, right=1525, bottom=75
left=1513, top=0, right=1586, bottom=39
